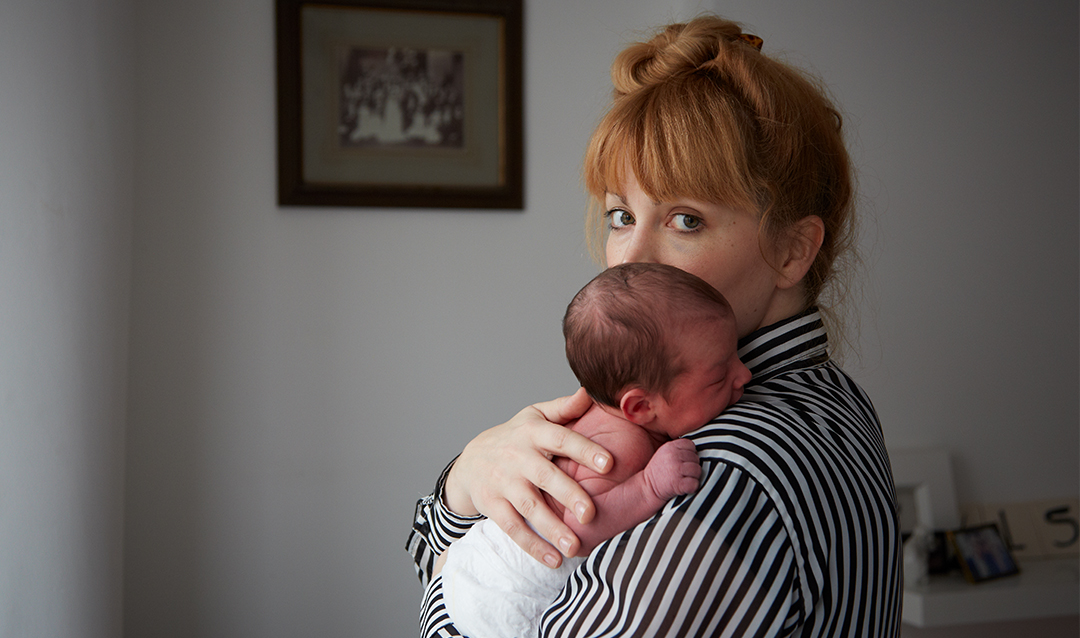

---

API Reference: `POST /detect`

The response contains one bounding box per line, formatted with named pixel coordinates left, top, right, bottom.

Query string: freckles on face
left=601, top=178, right=782, bottom=337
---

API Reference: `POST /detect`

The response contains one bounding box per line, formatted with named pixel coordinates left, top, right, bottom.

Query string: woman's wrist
left=442, top=459, right=480, bottom=518
left=440, top=453, right=488, bottom=518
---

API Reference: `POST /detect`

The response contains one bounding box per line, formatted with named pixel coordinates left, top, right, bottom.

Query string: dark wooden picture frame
left=276, top=0, right=523, bottom=209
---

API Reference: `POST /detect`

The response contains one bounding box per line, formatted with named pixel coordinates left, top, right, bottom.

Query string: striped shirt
left=409, top=309, right=902, bottom=637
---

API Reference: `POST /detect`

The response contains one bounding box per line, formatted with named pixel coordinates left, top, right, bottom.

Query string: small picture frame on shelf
left=947, top=523, right=1021, bottom=584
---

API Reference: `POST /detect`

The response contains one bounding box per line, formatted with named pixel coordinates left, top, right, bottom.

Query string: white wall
left=0, top=0, right=134, bottom=636
left=0, top=0, right=1072, bottom=636
left=123, top=2, right=710, bottom=636
left=0, top=0, right=1066, bottom=637
left=716, top=0, right=1080, bottom=507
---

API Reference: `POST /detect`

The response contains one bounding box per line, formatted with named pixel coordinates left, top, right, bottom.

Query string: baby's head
left=563, top=263, right=751, bottom=438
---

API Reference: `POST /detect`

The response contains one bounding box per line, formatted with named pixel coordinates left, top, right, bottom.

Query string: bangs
left=584, top=74, right=762, bottom=213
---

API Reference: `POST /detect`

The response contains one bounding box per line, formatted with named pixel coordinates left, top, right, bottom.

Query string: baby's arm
left=557, top=432, right=701, bottom=556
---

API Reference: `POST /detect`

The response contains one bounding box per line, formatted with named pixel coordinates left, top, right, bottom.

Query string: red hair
left=584, top=16, right=856, bottom=313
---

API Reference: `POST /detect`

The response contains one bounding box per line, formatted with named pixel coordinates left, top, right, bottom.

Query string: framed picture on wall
left=275, top=0, right=523, bottom=209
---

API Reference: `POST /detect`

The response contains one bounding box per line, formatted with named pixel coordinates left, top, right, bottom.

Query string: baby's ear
left=620, top=388, right=656, bottom=426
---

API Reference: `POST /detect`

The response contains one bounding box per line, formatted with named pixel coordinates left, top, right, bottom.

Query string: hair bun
left=610, top=17, right=751, bottom=96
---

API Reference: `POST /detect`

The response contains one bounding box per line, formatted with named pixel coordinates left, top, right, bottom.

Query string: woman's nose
left=617, top=230, right=657, bottom=264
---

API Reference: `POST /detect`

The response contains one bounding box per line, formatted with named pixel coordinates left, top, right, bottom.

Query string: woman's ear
left=776, top=215, right=824, bottom=290
left=619, top=388, right=656, bottom=426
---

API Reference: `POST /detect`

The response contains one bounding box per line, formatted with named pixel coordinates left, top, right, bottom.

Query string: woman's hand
left=444, top=388, right=612, bottom=568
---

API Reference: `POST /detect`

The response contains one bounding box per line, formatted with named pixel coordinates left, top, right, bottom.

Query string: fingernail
left=544, top=553, right=560, bottom=568
left=575, top=502, right=587, bottom=522
left=560, top=537, right=573, bottom=555
left=594, top=454, right=608, bottom=470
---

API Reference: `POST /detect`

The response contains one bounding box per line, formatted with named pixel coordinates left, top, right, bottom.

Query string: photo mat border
left=276, top=0, right=523, bottom=209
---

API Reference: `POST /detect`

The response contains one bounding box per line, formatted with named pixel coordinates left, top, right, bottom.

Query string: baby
left=429, top=262, right=751, bottom=638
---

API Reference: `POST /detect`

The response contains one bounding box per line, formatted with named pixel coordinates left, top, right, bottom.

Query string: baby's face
left=656, top=319, right=751, bottom=438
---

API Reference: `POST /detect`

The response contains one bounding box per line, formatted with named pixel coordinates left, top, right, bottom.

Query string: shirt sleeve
left=407, top=458, right=485, bottom=589
left=420, top=574, right=464, bottom=638
left=538, top=460, right=802, bottom=638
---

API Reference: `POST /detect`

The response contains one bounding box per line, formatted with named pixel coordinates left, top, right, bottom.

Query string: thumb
left=534, top=387, right=592, bottom=425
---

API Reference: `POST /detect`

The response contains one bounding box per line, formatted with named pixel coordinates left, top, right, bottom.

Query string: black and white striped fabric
left=409, top=309, right=902, bottom=637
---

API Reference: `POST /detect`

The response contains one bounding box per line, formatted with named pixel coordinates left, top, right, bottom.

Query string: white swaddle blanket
left=440, top=519, right=584, bottom=638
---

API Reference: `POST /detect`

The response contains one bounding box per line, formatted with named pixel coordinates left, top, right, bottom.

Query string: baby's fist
left=643, top=438, right=702, bottom=501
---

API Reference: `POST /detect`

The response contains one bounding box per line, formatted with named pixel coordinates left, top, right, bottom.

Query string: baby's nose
left=734, top=364, right=751, bottom=389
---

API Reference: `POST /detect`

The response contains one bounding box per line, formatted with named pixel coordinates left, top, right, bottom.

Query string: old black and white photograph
left=338, top=46, right=465, bottom=149
left=277, top=0, right=523, bottom=208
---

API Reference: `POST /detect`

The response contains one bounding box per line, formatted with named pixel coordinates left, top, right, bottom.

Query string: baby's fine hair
left=563, top=263, right=734, bottom=408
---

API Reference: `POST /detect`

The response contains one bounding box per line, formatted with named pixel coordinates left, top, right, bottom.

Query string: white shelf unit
left=902, top=557, right=1080, bottom=627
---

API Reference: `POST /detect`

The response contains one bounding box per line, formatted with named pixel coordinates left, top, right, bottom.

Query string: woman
left=409, top=16, right=901, bottom=638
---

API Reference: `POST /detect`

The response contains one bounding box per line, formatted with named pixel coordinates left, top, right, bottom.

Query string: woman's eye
left=673, top=214, right=702, bottom=231
left=607, top=209, right=635, bottom=228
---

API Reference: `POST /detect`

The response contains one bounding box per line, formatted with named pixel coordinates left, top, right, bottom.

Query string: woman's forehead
left=598, top=159, right=755, bottom=213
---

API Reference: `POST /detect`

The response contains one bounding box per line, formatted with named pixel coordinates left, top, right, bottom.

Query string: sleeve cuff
left=429, top=457, right=485, bottom=553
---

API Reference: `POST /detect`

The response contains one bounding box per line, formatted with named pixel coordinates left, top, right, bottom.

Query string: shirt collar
left=737, top=307, right=830, bottom=382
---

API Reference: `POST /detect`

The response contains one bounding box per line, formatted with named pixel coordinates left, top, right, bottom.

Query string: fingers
left=524, top=450, right=596, bottom=527
left=441, top=390, right=610, bottom=566
left=670, top=439, right=702, bottom=485
left=533, top=386, right=593, bottom=424
left=648, top=439, right=702, bottom=498
left=677, top=475, right=702, bottom=494
left=484, top=484, right=579, bottom=566
left=533, top=392, right=612, bottom=478
left=665, top=438, right=698, bottom=453
left=676, top=455, right=703, bottom=493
